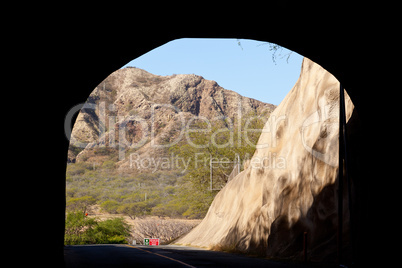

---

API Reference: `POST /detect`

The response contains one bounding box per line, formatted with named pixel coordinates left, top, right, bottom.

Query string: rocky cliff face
left=177, top=58, right=357, bottom=261
left=68, top=67, right=275, bottom=169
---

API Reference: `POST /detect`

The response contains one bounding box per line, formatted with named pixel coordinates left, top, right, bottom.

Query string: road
left=64, top=244, right=308, bottom=268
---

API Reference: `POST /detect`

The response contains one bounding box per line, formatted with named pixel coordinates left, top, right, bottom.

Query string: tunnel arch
left=58, top=24, right=375, bottom=267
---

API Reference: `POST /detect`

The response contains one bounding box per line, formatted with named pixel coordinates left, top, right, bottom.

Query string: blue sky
left=121, top=38, right=304, bottom=105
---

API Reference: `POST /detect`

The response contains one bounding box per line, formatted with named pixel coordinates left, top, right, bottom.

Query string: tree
left=237, top=39, right=293, bottom=65
left=66, top=195, right=96, bottom=214
left=117, top=202, right=151, bottom=219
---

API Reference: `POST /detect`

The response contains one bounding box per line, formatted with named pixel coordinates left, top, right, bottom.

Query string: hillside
left=66, top=67, right=276, bottom=220
left=68, top=67, right=275, bottom=171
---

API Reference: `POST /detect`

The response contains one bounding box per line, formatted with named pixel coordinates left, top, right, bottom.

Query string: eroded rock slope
left=177, top=58, right=357, bottom=261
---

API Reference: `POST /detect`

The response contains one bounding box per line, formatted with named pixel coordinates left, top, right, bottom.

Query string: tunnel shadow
left=269, top=107, right=361, bottom=264
left=220, top=107, right=362, bottom=266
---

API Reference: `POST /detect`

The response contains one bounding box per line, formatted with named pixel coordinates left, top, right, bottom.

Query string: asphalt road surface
left=64, top=244, right=308, bottom=268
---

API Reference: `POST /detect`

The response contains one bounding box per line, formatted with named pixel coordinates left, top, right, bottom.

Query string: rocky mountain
left=68, top=67, right=276, bottom=171
left=177, top=58, right=358, bottom=262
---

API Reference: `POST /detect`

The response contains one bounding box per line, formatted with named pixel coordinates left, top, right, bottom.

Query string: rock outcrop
left=177, top=58, right=357, bottom=261
left=68, top=67, right=275, bottom=167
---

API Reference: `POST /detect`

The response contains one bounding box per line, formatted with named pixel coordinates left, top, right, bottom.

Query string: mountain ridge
left=68, top=67, right=276, bottom=172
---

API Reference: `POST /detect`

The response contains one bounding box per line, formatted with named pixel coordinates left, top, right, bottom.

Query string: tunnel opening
left=65, top=38, right=303, bottom=245
left=60, top=32, right=372, bottom=267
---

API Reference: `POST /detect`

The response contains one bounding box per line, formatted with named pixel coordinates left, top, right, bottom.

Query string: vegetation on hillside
left=66, top=109, right=269, bottom=245
left=170, top=111, right=267, bottom=191
left=67, top=167, right=206, bottom=219
left=66, top=110, right=268, bottom=222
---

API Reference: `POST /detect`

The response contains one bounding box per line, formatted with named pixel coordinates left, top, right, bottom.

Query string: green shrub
left=116, top=201, right=152, bottom=219
left=101, top=160, right=116, bottom=170
left=100, top=200, right=120, bottom=214
left=91, top=218, right=131, bottom=244
left=65, top=211, right=131, bottom=245
left=64, top=211, right=97, bottom=245
left=151, top=201, right=188, bottom=218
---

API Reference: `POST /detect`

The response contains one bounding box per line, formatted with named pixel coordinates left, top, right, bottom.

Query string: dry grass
left=131, top=218, right=200, bottom=244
